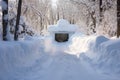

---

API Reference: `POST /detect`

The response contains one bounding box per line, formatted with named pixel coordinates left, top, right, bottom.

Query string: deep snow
left=48, top=19, right=78, bottom=32
left=0, top=34, right=120, bottom=80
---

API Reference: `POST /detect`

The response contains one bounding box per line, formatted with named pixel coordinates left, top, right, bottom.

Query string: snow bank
left=0, top=39, right=43, bottom=80
left=95, top=39, right=120, bottom=74
left=0, top=34, right=120, bottom=80
left=0, top=37, right=110, bottom=80
left=86, top=36, right=120, bottom=75
left=67, top=34, right=120, bottom=75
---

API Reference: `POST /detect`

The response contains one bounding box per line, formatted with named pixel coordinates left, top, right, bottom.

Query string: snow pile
left=0, top=39, right=43, bottom=80
left=67, top=34, right=120, bottom=75
left=48, top=19, right=78, bottom=32
left=86, top=36, right=120, bottom=75
left=95, top=39, right=120, bottom=74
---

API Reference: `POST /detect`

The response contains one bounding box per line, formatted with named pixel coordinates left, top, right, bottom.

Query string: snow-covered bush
left=97, top=0, right=117, bottom=37
left=8, top=8, right=36, bottom=40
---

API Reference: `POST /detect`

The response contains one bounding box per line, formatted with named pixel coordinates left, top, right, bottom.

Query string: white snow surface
left=48, top=19, right=78, bottom=32
left=0, top=34, right=120, bottom=80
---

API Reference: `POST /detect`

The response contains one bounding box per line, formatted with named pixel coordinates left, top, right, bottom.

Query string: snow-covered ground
left=0, top=33, right=120, bottom=80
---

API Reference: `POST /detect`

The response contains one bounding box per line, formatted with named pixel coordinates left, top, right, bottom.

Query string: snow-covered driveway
left=0, top=35, right=120, bottom=80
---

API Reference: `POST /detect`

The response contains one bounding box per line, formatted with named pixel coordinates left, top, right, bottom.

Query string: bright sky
left=52, top=0, right=57, bottom=3
left=52, top=0, right=57, bottom=7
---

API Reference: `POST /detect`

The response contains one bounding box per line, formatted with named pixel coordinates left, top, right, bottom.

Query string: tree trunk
left=117, top=0, right=120, bottom=38
left=91, top=11, right=96, bottom=33
left=14, top=0, right=22, bottom=40
left=2, top=0, right=8, bottom=41
left=57, top=11, right=59, bottom=21
left=99, top=0, right=103, bottom=22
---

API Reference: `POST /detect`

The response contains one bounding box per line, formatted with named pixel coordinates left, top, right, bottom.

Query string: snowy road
left=26, top=52, right=118, bottom=80
left=0, top=51, right=117, bottom=80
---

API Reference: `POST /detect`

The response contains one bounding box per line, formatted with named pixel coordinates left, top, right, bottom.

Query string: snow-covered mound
left=67, top=34, right=120, bottom=75
left=48, top=19, right=78, bottom=32
left=95, top=39, right=120, bottom=74
left=0, top=34, right=120, bottom=80
left=0, top=38, right=43, bottom=80
left=87, top=36, right=120, bottom=75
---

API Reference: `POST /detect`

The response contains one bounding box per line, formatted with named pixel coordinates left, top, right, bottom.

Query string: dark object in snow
left=55, top=33, right=69, bottom=42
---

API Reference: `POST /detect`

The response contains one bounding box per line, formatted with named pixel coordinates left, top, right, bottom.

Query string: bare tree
left=69, top=0, right=96, bottom=34
left=100, top=0, right=117, bottom=37
left=2, top=0, right=8, bottom=41
left=14, top=0, right=22, bottom=40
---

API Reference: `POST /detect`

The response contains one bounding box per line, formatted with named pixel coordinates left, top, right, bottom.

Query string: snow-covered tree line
left=21, top=0, right=117, bottom=37
left=9, top=0, right=37, bottom=39
left=67, top=0, right=117, bottom=37
left=18, top=0, right=58, bottom=35
left=0, top=0, right=119, bottom=40
left=0, top=0, right=36, bottom=41
left=98, top=0, right=117, bottom=37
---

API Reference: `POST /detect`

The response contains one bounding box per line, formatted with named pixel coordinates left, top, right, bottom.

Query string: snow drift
left=67, top=34, right=120, bottom=75
left=0, top=34, right=120, bottom=80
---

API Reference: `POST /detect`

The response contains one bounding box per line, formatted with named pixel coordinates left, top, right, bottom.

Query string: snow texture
left=0, top=34, right=120, bottom=80
left=48, top=19, right=78, bottom=32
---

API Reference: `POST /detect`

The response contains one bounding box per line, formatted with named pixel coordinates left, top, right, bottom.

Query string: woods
left=1, top=0, right=22, bottom=41
left=0, top=0, right=119, bottom=41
